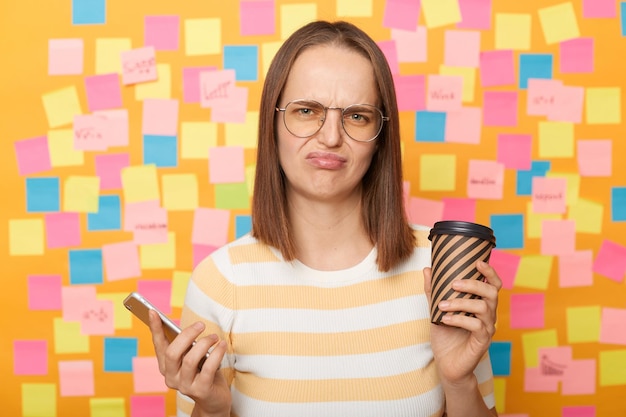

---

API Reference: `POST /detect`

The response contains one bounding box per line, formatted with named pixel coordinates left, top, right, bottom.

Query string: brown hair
left=251, top=20, right=415, bottom=272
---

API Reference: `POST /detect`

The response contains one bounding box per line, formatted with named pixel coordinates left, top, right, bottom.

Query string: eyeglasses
left=276, top=99, right=389, bottom=143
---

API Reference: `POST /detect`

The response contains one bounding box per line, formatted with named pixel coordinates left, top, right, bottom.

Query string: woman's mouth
left=305, top=151, right=347, bottom=169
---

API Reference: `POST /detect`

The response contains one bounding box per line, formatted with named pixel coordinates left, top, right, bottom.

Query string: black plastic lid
left=428, top=220, right=496, bottom=247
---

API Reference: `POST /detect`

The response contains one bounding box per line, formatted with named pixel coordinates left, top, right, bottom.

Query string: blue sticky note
left=72, top=0, right=106, bottom=25
left=223, top=45, right=258, bottom=81
left=235, top=215, right=252, bottom=238
left=26, top=177, right=60, bottom=212
left=490, top=214, right=524, bottom=249
left=415, top=111, right=446, bottom=142
left=612, top=187, right=626, bottom=221
left=516, top=160, right=551, bottom=196
left=143, top=135, right=178, bottom=167
left=621, top=2, right=626, bottom=36
left=69, top=249, right=103, bottom=284
left=104, top=337, right=137, bottom=372
left=88, top=195, right=121, bottom=231
left=489, top=341, right=512, bottom=376
left=519, top=54, right=553, bottom=89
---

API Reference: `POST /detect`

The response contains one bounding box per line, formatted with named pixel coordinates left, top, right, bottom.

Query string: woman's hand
left=423, top=261, right=502, bottom=385
left=148, top=310, right=231, bottom=417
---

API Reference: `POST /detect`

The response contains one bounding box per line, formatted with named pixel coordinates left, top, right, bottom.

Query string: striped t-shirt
left=177, top=225, right=495, bottom=417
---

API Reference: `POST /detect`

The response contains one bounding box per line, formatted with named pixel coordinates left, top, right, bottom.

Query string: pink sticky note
left=488, top=249, right=520, bottom=290
left=49, top=38, right=83, bottom=75
left=407, top=197, right=444, bottom=227
left=467, top=160, right=505, bottom=199
left=583, top=0, right=615, bottom=18
left=95, top=153, right=129, bottom=190
left=137, top=280, right=172, bottom=315
left=14, top=340, right=48, bottom=375
left=562, top=406, right=596, bottom=417
left=45, top=212, right=81, bottom=249
left=73, top=114, right=112, bottom=151
left=133, top=357, right=169, bottom=393
left=538, top=346, right=572, bottom=380
left=94, top=109, right=129, bottom=148
left=479, top=50, right=515, bottom=87
left=28, top=275, right=62, bottom=310
left=59, top=360, right=95, bottom=397
left=524, top=366, right=559, bottom=392
left=102, top=241, right=141, bottom=281
left=193, top=244, right=218, bottom=268
left=142, top=99, right=179, bottom=136
left=441, top=198, right=477, bottom=223
left=121, top=46, right=158, bottom=85
left=483, top=91, right=518, bottom=126
left=62, top=286, right=97, bottom=321
left=377, top=40, right=400, bottom=75
left=393, top=74, right=425, bottom=111
left=192, top=208, right=230, bottom=247
left=497, top=134, right=532, bottom=170
left=562, top=359, right=596, bottom=395
left=80, top=299, right=114, bottom=335
left=208, top=146, right=245, bottom=183
left=391, top=27, right=427, bottom=63
left=510, top=293, right=545, bottom=328
left=445, top=107, right=482, bottom=144
left=14, top=136, right=51, bottom=176
left=593, top=240, right=626, bottom=283
left=240, top=1, right=275, bottom=35
left=130, top=395, right=166, bottom=417
left=444, top=30, right=481, bottom=67
left=383, top=0, right=421, bottom=31
left=124, top=200, right=168, bottom=244
left=145, top=15, right=180, bottom=51
left=559, top=250, right=594, bottom=288
left=84, top=73, right=123, bottom=112
left=526, top=79, right=562, bottom=116
left=600, top=308, right=626, bottom=345
left=184, top=66, right=217, bottom=103
left=210, top=86, right=248, bottom=124
left=427, top=75, right=463, bottom=112
left=547, top=85, right=584, bottom=124
left=577, top=139, right=612, bottom=177
left=200, top=69, right=237, bottom=108
left=457, top=0, right=492, bottom=29
left=532, top=177, right=567, bottom=214
left=560, top=38, right=594, bottom=73
left=541, top=220, right=576, bottom=255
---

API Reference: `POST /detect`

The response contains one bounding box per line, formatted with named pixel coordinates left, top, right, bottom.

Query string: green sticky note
left=215, top=182, right=250, bottom=209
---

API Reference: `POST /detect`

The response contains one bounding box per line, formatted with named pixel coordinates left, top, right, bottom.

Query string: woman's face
left=276, top=45, right=380, bottom=204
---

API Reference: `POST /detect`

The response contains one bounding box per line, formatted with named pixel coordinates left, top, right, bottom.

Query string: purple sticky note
left=95, top=153, right=129, bottom=190
left=480, top=50, right=515, bottom=87
left=383, top=0, right=421, bottom=31
left=457, top=0, right=492, bottom=29
left=184, top=66, right=217, bottom=103
left=14, top=340, right=48, bottom=375
left=45, top=212, right=82, bottom=248
left=240, top=1, right=275, bottom=35
left=593, top=240, right=626, bottom=283
left=510, top=293, right=545, bottom=328
left=142, top=98, right=179, bottom=136
left=560, top=38, right=594, bottom=73
left=14, top=136, right=51, bottom=176
left=144, top=15, right=180, bottom=51
left=483, top=91, right=518, bottom=126
left=84, top=73, right=123, bottom=112
left=28, top=275, right=63, bottom=310
left=583, top=0, right=615, bottom=18
left=441, top=198, right=477, bottom=222
left=393, top=74, right=425, bottom=111
left=497, top=134, right=532, bottom=170
left=49, top=39, right=84, bottom=75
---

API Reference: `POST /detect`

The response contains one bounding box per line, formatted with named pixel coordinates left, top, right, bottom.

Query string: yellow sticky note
left=135, top=63, right=171, bottom=100
left=599, top=350, right=626, bottom=386
left=566, top=305, right=601, bottom=343
left=538, top=121, right=574, bottom=158
left=96, top=38, right=132, bottom=74
left=140, top=232, right=176, bottom=269
left=48, top=129, right=85, bottom=167
left=9, top=219, right=44, bottom=256
left=215, top=183, right=250, bottom=210
left=493, top=378, right=506, bottom=413
left=97, top=293, right=131, bottom=329
left=54, top=318, right=90, bottom=353
left=181, top=122, right=218, bottom=159
left=538, top=2, right=580, bottom=45
left=567, top=198, right=603, bottom=234
left=22, top=383, right=56, bottom=417
left=522, top=329, right=558, bottom=367
left=495, top=13, right=531, bottom=50
left=121, top=164, right=160, bottom=203
left=525, top=201, right=562, bottom=238
left=90, top=398, right=126, bottom=417
left=586, top=87, right=621, bottom=124
left=337, top=0, right=373, bottom=17
left=546, top=172, right=580, bottom=206
left=42, top=86, right=83, bottom=128
left=440, top=65, right=476, bottom=102
left=262, top=41, right=282, bottom=79
left=162, top=174, right=199, bottom=211
left=245, top=164, right=256, bottom=197
left=420, top=154, right=457, bottom=191
left=171, top=271, right=192, bottom=308
left=514, top=255, right=554, bottom=290
left=280, top=4, right=317, bottom=39
left=185, top=18, right=221, bottom=56
left=421, top=0, right=462, bottom=28
left=64, top=176, right=100, bottom=213
left=225, top=111, right=259, bottom=148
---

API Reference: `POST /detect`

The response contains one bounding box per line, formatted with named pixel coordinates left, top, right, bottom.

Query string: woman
left=149, top=20, right=501, bottom=417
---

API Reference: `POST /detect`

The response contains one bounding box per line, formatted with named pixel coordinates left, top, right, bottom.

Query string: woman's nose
left=317, top=108, right=344, bottom=146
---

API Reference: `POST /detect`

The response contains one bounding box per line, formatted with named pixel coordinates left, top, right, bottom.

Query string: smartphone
left=123, top=292, right=181, bottom=343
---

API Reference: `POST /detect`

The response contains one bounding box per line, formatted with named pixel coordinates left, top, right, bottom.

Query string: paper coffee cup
left=428, top=221, right=496, bottom=325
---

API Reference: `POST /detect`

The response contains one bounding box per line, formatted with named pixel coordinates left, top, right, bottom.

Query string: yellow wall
left=1, top=1, right=625, bottom=416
